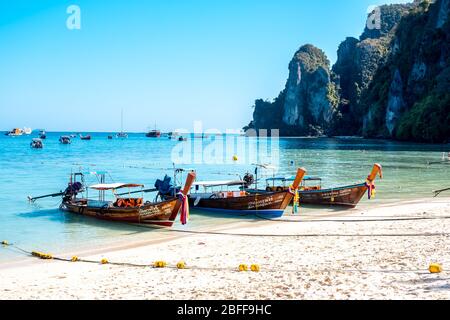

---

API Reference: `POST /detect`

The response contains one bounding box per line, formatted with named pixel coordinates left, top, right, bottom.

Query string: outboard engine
left=154, top=175, right=180, bottom=199
left=243, top=173, right=255, bottom=188
left=63, top=182, right=83, bottom=202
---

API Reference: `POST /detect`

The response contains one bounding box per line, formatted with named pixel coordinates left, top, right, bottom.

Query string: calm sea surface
left=1, top=132, right=449, bottom=262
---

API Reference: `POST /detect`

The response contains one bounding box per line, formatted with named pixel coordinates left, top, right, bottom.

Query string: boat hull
left=299, top=183, right=368, bottom=208
left=188, top=191, right=291, bottom=218
left=60, top=198, right=180, bottom=227
left=246, top=183, right=368, bottom=208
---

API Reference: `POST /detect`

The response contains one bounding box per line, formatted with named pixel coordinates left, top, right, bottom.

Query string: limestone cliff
left=250, top=45, right=338, bottom=136
left=246, top=0, right=449, bottom=142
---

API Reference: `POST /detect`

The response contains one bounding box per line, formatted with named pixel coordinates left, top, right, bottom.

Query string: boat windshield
left=193, top=180, right=244, bottom=188
left=89, top=183, right=144, bottom=191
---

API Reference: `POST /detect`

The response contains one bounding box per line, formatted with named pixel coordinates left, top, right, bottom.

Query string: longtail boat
left=30, top=138, right=43, bottom=149
left=5, top=128, right=23, bottom=136
left=30, top=171, right=196, bottom=227
left=246, top=164, right=382, bottom=208
left=79, top=134, right=92, bottom=140
left=187, top=168, right=306, bottom=218
left=59, top=136, right=71, bottom=144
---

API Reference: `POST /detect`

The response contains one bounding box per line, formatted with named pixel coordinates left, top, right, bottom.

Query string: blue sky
left=0, top=0, right=410, bottom=132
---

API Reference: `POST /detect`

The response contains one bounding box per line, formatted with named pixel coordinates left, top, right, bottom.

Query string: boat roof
left=266, top=175, right=322, bottom=182
left=89, top=183, right=144, bottom=190
left=194, top=180, right=244, bottom=188
left=252, top=163, right=278, bottom=170
left=60, top=135, right=71, bottom=138
left=32, top=138, right=42, bottom=142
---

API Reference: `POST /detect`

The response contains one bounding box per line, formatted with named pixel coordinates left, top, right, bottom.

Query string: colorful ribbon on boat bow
left=289, top=185, right=300, bottom=214
left=177, top=192, right=189, bottom=225
left=365, top=177, right=376, bottom=200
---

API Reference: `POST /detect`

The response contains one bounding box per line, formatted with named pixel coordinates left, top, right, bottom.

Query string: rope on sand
left=255, top=214, right=450, bottom=224
left=1, top=242, right=444, bottom=275
left=141, top=227, right=450, bottom=238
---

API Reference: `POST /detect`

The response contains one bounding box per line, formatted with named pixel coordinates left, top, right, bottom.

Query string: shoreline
left=1, top=197, right=450, bottom=299
left=0, top=197, right=434, bottom=270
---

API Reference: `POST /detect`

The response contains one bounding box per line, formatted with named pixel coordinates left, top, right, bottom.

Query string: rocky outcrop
left=363, top=0, right=450, bottom=141
left=281, top=45, right=335, bottom=132
left=436, top=0, right=449, bottom=28
left=250, top=45, right=337, bottom=136
left=385, top=69, right=406, bottom=135
left=246, top=0, right=450, bottom=142
left=331, top=3, right=412, bottom=135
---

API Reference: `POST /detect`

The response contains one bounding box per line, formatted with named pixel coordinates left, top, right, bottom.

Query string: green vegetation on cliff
left=246, top=0, right=449, bottom=143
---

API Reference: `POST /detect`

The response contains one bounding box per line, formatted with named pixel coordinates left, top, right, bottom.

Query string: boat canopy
left=253, top=163, right=278, bottom=170
left=266, top=175, right=321, bottom=182
left=89, top=183, right=144, bottom=190
left=194, top=180, right=245, bottom=188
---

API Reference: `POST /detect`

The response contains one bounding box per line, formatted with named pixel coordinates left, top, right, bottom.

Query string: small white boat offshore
left=30, top=138, right=43, bottom=149
left=116, top=132, right=128, bottom=138
left=59, top=136, right=71, bottom=144
left=116, top=109, right=128, bottom=138
left=23, top=127, right=32, bottom=135
left=5, top=128, right=23, bottom=136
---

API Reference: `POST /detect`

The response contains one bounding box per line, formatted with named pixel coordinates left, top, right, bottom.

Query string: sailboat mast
left=121, top=108, right=124, bottom=134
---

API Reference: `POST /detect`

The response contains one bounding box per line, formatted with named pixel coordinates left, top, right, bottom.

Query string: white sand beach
left=1, top=198, right=450, bottom=300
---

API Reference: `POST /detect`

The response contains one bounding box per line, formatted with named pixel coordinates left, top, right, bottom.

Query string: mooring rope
left=133, top=225, right=450, bottom=238
left=254, top=214, right=450, bottom=224
left=1, top=242, right=444, bottom=275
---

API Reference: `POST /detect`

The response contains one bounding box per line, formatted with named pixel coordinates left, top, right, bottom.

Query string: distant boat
left=23, top=127, right=32, bottom=135
left=116, top=109, right=128, bottom=138
left=38, top=130, right=47, bottom=139
left=146, top=130, right=161, bottom=138
left=116, top=132, right=128, bottom=138
left=178, top=136, right=187, bottom=141
left=5, top=128, right=23, bottom=136
left=59, top=136, right=71, bottom=144
left=108, top=135, right=113, bottom=140
left=80, top=134, right=92, bottom=140
left=70, top=134, right=77, bottom=138
left=30, top=138, right=43, bottom=149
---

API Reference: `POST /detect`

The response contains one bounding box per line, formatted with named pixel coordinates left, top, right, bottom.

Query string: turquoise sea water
left=0, top=132, right=449, bottom=262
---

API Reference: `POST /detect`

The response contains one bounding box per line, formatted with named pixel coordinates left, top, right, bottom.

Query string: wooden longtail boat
left=79, top=134, right=92, bottom=140
left=247, top=164, right=382, bottom=208
left=145, top=130, right=161, bottom=138
left=59, top=172, right=196, bottom=227
left=188, top=168, right=306, bottom=218
left=30, top=138, right=43, bottom=149
left=59, top=136, right=71, bottom=144
left=5, top=128, right=23, bottom=136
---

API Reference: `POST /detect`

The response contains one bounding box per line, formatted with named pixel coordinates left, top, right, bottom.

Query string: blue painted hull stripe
left=192, top=207, right=285, bottom=217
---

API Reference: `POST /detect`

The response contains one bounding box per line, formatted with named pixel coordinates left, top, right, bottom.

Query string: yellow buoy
left=238, top=264, right=248, bottom=272
left=177, top=261, right=186, bottom=269
left=101, top=258, right=109, bottom=264
left=232, top=155, right=238, bottom=161
left=71, top=256, right=79, bottom=262
left=1, top=240, right=9, bottom=246
left=429, top=263, right=443, bottom=273
left=250, top=264, right=260, bottom=272
left=154, top=261, right=167, bottom=268
left=32, top=251, right=53, bottom=260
